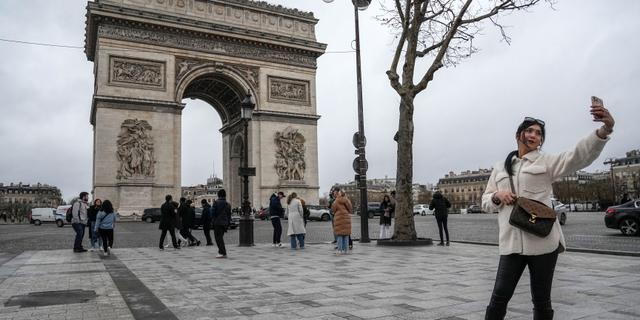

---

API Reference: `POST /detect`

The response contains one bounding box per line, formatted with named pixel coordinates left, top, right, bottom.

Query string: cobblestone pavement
left=1, top=213, right=638, bottom=254
left=1, top=243, right=639, bottom=319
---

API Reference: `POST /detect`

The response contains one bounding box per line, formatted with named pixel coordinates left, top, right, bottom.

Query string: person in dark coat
left=159, top=195, right=179, bottom=250
left=201, top=199, right=213, bottom=246
left=378, top=195, right=392, bottom=239
left=269, top=192, right=285, bottom=247
left=429, top=191, right=451, bottom=246
left=178, top=198, right=199, bottom=246
left=211, top=189, right=232, bottom=258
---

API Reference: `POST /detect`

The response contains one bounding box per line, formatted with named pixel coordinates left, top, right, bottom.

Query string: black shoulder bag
left=508, top=175, right=557, bottom=237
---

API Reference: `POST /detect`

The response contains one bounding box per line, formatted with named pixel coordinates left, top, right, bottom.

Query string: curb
left=450, top=240, right=640, bottom=257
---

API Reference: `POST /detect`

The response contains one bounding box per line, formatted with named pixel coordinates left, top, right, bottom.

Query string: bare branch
left=414, top=0, right=474, bottom=94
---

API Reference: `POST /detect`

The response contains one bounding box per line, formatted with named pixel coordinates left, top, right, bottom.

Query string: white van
left=29, top=208, right=65, bottom=227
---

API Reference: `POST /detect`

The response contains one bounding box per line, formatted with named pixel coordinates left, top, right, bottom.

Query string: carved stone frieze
left=98, top=24, right=317, bottom=68
left=268, top=76, right=309, bottom=105
left=175, top=57, right=259, bottom=95
left=116, top=119, right=156, bottom=180
left=274, top=127, right=306, bottom=181
left=109, top=56, right=165, bottom=90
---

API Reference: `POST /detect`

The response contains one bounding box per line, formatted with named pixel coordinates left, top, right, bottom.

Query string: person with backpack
left=286, top=192, right=306, bottom=250
left=71, top=192, right=90, bottom=253
left=94, top=199, right=117, bottom=256
left=300, top=197, right=310, bottom=227
left=159, top=195, right=180, bottom=250
left=87, top=198, right=103, bottom=251
left=201, top=199, right=213, bottom=246
left=211, top=189, right=231, bottom=258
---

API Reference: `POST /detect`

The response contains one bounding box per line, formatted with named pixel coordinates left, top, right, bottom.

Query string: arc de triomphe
left=85, top=0, right=326, bottom=217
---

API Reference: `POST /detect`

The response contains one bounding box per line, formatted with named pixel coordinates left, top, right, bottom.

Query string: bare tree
left=382, top=0, right=551, bottom=240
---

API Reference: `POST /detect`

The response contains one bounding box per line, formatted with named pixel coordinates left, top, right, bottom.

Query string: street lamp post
left=604, top=158, right=617, bottom=205
left=323, top=0, right=372, bottom=243
left=238, top=93, right=256, bottom=247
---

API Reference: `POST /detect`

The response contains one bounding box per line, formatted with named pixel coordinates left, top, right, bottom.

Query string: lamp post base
left=238, top=216, right=254, bottom=247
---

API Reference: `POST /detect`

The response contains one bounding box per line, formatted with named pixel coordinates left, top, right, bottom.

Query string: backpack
left=303, top=205, right=310, bottom=220
left=65, top=201, right=76, bottom=222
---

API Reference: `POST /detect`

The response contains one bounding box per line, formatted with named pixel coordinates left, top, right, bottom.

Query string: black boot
left=533, top=308, right=554, bottom=320
left=485, top=306, right=506, bottom=320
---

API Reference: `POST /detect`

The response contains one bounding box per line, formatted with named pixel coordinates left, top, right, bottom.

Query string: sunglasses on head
left=524, top=117, right=545, bottom=127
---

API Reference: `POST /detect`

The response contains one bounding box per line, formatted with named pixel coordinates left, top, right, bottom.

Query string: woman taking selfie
left=481, top=98, right=614, bottom=320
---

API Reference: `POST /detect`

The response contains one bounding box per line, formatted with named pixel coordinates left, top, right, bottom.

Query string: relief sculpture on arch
left=274, top=127, right=306, bottom=181
left=116, top=119, right=156, bottom=180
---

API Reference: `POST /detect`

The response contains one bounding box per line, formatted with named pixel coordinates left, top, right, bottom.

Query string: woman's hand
left=591, top=103, right=615, bottom=138
left=494, top=191, right=517, bottom=205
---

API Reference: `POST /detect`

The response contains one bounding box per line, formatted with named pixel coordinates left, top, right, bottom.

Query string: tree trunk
left=392, top=97, right=417, bottom=240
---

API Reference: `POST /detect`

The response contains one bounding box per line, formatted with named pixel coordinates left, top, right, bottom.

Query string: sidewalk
left=0, top=242, right=639, bottom=320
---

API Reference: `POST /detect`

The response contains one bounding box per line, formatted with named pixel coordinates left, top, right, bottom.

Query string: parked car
left=604, top=199, right=640, bottom=236
left=356, top=202, right=383, bottom=218
left=467, top=205, right=483, bottom=214
left=28, top=208, right=64, bottom=227
left=307, top=205, right=331, bottom=221
left=413, top=204, right=431, bottom=215
left=194, top=207, right=239, bottom=229
left=551, top=199, right=568, bottom=225
left=255, top=207, right=270, bottom=220
left=142, top=208, right=161, bottom=223
left=55, top=205, right=72, bottom=227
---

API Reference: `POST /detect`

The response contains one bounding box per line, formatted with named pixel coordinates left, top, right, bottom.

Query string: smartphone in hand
left=591, top=96, right=604, bottom=121
left=591, top=96, right=604, bottom=107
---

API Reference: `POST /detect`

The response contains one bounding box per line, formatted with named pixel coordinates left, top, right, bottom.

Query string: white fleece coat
left=482, top=130, right=609, bottom=255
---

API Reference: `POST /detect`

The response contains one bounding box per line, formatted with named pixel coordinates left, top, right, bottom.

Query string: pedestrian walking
left=429, top=191, right=451, bottom=246
left=159, top=195, right=180, bottom=250
left=71, top=192, right=89, bottom=253
left=286, top=192, right=306, bottom=250
left=331, top=189, right=352, bottom=256
left=201, top=199, right=213, bottom=246
left=269, top=192, right=285, bottom=247
left=95, top=199, right=117, bottom=256
left=178, top=198, right=199, bottom=246
left=378, top=195, right=393, bottom=239
left=87, top=198, right=103, bottom=251
left=481, top=101, right=615, bottom=320
left=211, top=189, right=231, bottom=258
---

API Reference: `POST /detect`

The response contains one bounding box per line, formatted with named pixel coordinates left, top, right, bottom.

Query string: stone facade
left=437, top=169, right=492, bottom=210
left=85, top=0, right=326, bottom=217
left=0, top=183, right=63, bottom=224
left=609, top=149, right=640, bottom=199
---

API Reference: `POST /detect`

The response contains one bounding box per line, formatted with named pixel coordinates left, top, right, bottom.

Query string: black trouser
left=486, top=249, right=559, bottom=320
left=180, top=226, right=197, bottom=244
left=203, top=223, right=212, bottom=245
left=98, top=228, right=114, bottom=252
left=159, top=228, right=178, bottom=249
left=436, top=215, right=449, bottom=243
left=271, top=217, right=282, bottom=244
left=213, top=225, right=227, bottom=255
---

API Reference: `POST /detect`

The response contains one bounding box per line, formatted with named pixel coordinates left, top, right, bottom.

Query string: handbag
left=508, top=176, right=557, bottom=237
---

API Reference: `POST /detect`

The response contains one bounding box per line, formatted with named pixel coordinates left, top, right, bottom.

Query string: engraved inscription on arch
left=268, top=76, right=309, bottom=105
left=109, top=56, right=165, bottom=90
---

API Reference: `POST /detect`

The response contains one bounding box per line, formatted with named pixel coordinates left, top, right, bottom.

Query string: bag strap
left=508, top=175, right=518, bottom=197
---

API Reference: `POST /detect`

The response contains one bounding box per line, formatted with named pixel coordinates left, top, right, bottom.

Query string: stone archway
left=85, top=0, right=326, bottom=217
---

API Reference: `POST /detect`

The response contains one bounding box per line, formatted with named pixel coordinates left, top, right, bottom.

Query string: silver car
left=307, top=205, right=331, bottom=221
left=551, top=199, right=567, bottom=225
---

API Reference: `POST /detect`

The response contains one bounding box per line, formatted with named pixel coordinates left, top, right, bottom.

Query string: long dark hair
left=102, top=200, right=114, bottom=214
left=504, top=119, right=547, bottom=176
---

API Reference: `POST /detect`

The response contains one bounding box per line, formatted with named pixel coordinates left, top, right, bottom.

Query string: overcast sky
left=1, top=0, right=639, bottom=202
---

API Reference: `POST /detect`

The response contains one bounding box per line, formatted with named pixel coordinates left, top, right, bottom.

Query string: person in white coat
left=286, top=192, right=306, bottom=249
left=481, top=101, right=615, bottom=320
